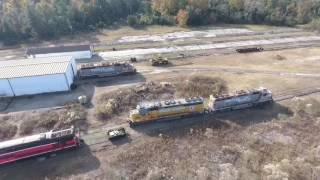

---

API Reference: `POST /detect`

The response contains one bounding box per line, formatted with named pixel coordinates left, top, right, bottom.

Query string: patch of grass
left=20, top=119, right=37, bottom=135
left=96, top=99, right=117, bottom=119
left=305, top=18, right=320, bottom=32
left=36, top=111, right=60, bottom=130
left=274, top=54, right=286, bottom=61
left=56, top=104, right=87, bottom=128
left=0, top=123, right=17, bottom=140
left=291, top=98, right=320, bottom=118
left=19, top=103, right=87, bottom=135
left=175, top=75, right=228, bottom=97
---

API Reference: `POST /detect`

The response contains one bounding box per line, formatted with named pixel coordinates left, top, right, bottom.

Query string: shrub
left=176, top=9, right=189, bottom=26
left=138, top=15, right=154, bottom=25
left=96, top=99, right=118, bottom=119
left=56, top=104, right=87, bottom=128
left=0, top=123, right=17, bottom=140
left=127, top=15, right=138, bottom=27
left=36, top=112, right=59, bottom=129
left=20, top=120, right=37, bottom=135
left=306, top=18, right=320, bottom=31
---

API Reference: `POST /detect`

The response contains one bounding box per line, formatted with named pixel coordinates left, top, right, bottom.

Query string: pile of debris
left=96, top=82, right=175, bottom=119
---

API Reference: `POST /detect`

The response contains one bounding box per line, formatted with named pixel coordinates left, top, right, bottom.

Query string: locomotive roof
left=0, top=127, right=74, bottom=150
left=80, top=62, right=131, bottom=69
left=138, top=97, right=204, bottom=110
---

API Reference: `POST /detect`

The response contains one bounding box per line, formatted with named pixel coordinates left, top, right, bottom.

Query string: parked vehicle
left=150, top=57, right=169, bottom=66
left=107, top=128, right=127, bottom=140
left=236, top=47, right=264, bottom=53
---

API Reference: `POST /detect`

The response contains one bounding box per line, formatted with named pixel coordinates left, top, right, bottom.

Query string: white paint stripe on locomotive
left=0, top=142, right=58, bottom=157
left=0, top=144, right=77, bottom=165
left=0, top=141, right=76, bottom=157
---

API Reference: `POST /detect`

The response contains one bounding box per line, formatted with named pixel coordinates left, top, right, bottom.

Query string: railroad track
left=82, top=86, right=320, bottom=152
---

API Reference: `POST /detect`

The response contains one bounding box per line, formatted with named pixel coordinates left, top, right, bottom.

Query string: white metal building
left=26, top=45, right=93, bottom=60
left=0, top=56, right=77, bottom=97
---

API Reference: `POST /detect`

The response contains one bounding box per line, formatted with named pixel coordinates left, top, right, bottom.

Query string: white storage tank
left=26, top=45, right=93, bottom=60
left=0, top=56, right=77, bottom=97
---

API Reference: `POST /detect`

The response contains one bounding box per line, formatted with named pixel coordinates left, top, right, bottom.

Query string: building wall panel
left=65, top=64, right=75, bottom=87
left=9, top=74, right=69, bottom=96
left=28, top=51, right=92, bottom=60
left=0, top=79, right=14, bottom=97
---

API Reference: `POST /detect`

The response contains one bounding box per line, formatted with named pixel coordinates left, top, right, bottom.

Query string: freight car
left=236, top=47, right=264, bottom=53
left=208, top=87, right=273, bottom=112
left=129, top=97, right=204, bottom=126
left=129, top=88, right=273, bottom=126
left=0, top=126, right=80, bottom=165
left=78, top=62, right=136, bottom=79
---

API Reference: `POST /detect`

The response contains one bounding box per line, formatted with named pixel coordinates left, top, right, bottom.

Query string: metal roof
left=0, top=56, right=73, bottom=79
left=26, top=44, right=91, bottom=55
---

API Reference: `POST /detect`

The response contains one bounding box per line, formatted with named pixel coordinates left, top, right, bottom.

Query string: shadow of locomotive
left=214, top=102, right=293, bottom=126
left=131, top=102, right=293, bottom=138
left=93, top=73, right=146, bottom=87
left=0, top=144, right=101, bottom=180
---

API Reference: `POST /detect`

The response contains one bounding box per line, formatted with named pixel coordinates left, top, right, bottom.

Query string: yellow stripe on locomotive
left=130, top=97, right=204, bottom=124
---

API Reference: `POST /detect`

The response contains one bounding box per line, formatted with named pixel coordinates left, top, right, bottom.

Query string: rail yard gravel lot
left=1, top=25, right=320, bottom=180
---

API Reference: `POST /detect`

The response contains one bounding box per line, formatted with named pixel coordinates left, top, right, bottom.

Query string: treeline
left=0, top=0, right=143, bottom=44
left=1, top=0, right=320, bottom=44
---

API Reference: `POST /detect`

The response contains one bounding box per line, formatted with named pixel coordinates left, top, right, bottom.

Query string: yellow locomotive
left=129, top=97, right=204, bottom=126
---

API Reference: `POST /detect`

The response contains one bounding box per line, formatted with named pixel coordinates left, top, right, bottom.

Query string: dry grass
left=274, top=54, right=286, bottom=61
left=96, top=76, right=227, bottom=120
left=96, top=81, right=175, bottom=119
left=175, top=75, right=228, bottom=97
left=106, top=98, right=320, bottom=179
left=0, top=123, right=17, bottom=140
left=19, top=119, right=38, bottom=135
left=96, top=99, right=118, bottom=119
left=19, top=103, right=87, bottom=135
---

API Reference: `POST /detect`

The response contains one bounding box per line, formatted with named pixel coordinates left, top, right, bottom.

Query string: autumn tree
left=176, top=9, right=189, bottom=26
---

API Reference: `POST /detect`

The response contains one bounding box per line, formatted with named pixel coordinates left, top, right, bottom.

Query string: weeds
left=175, top=75, right=228, bottom=97
left=0, top=123, right=17, bottom=140
left=20, top=119, right=37, bottom=135
left=19, top=103, right=87, bottom=135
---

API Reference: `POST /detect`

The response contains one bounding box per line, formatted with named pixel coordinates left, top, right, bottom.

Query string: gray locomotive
left=78, top=62, right=136, bottom=79
left=208, top=87, right=273, bottom=112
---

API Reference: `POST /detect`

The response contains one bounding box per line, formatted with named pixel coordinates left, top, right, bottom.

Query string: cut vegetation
left=96, top=75, right=227, bottom=120
left=18, top=104, right=87, bottom=135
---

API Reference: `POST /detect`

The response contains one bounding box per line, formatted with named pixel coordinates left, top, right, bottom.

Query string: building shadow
left=1, top=73, right=146, bottom=113
left=88, top=73, right=146, bottom=88
left=0, top=144, right=100, bottom=180
left=1, top=83, right=95, bottom=113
